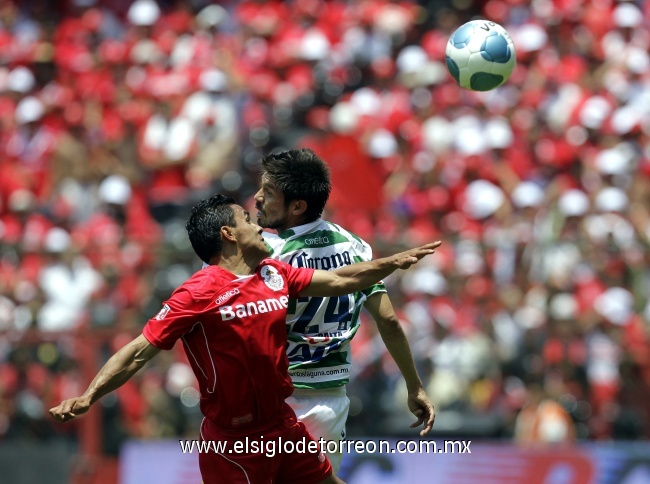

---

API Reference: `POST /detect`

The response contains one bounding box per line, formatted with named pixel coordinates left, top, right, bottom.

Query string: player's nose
left=253, top=187, right=263, bottom=201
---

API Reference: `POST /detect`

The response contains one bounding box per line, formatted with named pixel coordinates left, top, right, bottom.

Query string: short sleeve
left=143, top=286, right=201, bottom=350
left=362, top=282, right=387, bottom=297
left=274, top=260, right=314, bottom=298
left=349, top=233, right=387, bottom=297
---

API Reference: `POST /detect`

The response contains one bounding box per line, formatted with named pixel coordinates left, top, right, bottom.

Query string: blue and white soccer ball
left=445, top=20, right=516, bottom=92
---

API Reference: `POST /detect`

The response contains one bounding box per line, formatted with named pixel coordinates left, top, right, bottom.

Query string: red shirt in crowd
left=143, top=259, right=314, bottom=435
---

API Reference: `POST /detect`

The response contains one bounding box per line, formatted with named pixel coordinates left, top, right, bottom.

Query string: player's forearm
left=328, top=257, right=402, bottom=295
left=300, top=258, right=400, bottom=297
left=366, top=293, right=424, bottom=391
left=83, top=335, right=158, bottom=405
left=300, top=242, right=441, bottom=297
left=376, top=319, right=423, bottom=391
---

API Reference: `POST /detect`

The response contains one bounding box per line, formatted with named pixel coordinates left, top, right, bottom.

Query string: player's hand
left=49, top=396, right=92, bottom=423
left=392, top=241, right=442, bottom=270
left=407, top=387, right=436, bottom=436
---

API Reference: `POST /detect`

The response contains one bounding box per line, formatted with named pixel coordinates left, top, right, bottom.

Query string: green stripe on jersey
left=278, top=228, right=296, bottom=239
left=293, top=380, right=348, bottom=389
left=279, top=230, right=351, bottom=255
left=289, top=351, right=349, bottom=369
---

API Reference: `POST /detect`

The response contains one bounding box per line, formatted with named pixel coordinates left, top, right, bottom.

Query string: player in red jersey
left=50, top=194, right=441, bottom=484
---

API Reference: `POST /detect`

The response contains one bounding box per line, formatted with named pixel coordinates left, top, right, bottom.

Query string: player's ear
left=220, top=225, right=237, bottom=242
left=291, top=200, right=307, bottom=217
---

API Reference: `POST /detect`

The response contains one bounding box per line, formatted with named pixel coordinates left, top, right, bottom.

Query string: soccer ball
left=445, top=20, right=516, bottom=92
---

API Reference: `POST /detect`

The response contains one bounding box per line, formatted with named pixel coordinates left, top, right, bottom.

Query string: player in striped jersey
left=254, top=148, right=435, bottom=471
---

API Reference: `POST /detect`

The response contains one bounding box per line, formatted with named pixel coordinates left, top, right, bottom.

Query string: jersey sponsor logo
left=260, top=265, right=284, bottom=291
left=155, top=304, right=170, bottom=320
left=304, top=235, right=329, bottom=245
left=288, top=250, right=352, bottom=270
left=219, top=296, right=289, bottom=320
left=215, top=288, right=240, bottom=306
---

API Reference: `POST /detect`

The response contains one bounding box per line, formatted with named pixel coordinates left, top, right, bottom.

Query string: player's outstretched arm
left=299, top=241, right=442, bottom=297
left=49, top=334, right=160, bottom=423
left=364, top=292, right=435, bottom=436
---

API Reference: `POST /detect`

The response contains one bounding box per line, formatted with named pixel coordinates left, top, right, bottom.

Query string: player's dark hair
left=260, top=148, right=331, bottom=222
left=186, top=194, right=236, bottom=263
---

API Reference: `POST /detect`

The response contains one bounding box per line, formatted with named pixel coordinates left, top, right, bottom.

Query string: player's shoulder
left=175, top=266, right=230, bottom=300
left=322, top=219, right=372, bottom=252
left=324, top=220, right=366, bottom=241
left=303, top=219, right=369, bottom=245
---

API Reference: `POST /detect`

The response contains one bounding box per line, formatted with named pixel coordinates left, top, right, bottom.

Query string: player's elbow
left=375, top=315, right=401, bottom=332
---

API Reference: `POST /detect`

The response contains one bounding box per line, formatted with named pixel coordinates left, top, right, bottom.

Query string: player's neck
left=217, top=253, right=263, bottom=276
left=277, top=216, right=314, bottom=235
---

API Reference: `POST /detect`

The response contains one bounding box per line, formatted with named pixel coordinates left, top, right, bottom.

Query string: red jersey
left=143, top=259, right=314, bottom=435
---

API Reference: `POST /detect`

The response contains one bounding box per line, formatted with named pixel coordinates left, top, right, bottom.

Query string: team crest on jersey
left=260, top=265, right=284, bottom=291
left=155, top=304, right=170, bottom=320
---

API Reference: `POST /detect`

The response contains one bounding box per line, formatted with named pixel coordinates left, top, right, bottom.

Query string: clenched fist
left=49, top=396, right=92, bottom=423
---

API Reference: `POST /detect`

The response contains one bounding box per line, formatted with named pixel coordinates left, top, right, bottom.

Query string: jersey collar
left=277, top=219, right=323, bottom=239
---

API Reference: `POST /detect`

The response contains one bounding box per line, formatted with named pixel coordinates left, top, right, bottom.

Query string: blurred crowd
left=1, top=0, right=650, bottom=454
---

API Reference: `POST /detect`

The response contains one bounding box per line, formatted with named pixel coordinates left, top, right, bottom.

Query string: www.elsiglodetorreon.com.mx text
left=180, top=438, right=472, bottom=458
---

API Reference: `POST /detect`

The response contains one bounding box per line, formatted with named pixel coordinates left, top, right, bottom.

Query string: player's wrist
left=385, top=254, right=403, bottom=269
left=406, top=381, right=425, bottom=394
left=83, top=391, right=99, bottom=407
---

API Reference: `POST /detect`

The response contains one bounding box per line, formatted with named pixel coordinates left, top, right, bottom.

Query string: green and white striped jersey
left=264, top=219, right=386, bottom=389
